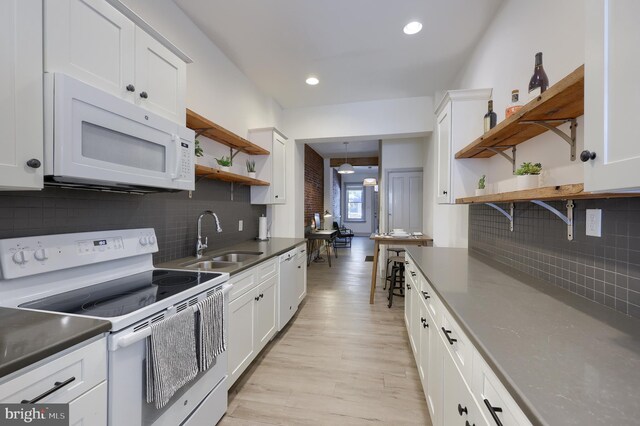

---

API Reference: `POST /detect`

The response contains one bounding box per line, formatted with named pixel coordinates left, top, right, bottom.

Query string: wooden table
left=307, top=230, right=338, bottom=267
left=369, top=233, right=433, bottom=304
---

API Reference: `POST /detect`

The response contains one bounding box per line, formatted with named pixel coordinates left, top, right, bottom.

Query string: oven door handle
left=109, top=282, right=232, bottom=351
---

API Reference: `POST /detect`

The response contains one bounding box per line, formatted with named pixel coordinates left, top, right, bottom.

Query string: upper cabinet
left=0, top=0, right=44, bottom=190
left=435, top=89, right=491, bottom=204
left=250, top=128, right=288, bottom=205
left=44, top=0, right=187, bottom=125
left=584, top=0, right=640, bottom=192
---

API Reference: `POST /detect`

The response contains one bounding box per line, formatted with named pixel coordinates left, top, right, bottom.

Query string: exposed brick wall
left=304, top=145, right=324, bottom=227
left=332, top=168, right=341, bottom=225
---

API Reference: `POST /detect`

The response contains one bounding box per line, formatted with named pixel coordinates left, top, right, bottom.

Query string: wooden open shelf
left=187, top=109, right=270, bottom=156
left=456, top=183, right=639, bottom=204
left=456, top=65, right=584, bottom=159
left=195, top=165, right=269, bottom=186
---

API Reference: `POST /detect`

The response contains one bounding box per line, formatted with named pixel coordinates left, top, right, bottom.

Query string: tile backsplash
left=0, top=180, right=266, bottom=264
left=469, top=198, right=640, bottom=318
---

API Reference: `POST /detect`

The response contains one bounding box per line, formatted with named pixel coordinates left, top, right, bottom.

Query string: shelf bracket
left=486, top=146, right=517, bottom=174
left=230, top=182, right=234, bottom=201
left=229, top=147, right=241, bottom=164
left=531, top=200, right=574, bottom=240
left=520, top=119, right=577, bottom=161
left=194, top=128, right=212, bottom=138
left=486, top=202, right=514, bottom=231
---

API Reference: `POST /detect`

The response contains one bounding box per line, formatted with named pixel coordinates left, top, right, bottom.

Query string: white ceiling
left=307, top=140, right=379, bottom=159
left=174, top=0, right=504, bottom=108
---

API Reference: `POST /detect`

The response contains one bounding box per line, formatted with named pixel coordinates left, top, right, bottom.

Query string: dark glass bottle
left=528, top=52, right=549, bottom=99
left=483, top=100, right=497, bottom=133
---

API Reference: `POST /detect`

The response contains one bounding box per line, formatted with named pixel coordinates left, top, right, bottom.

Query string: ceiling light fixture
left=403, top=21, right=423, bottom=35
left=306, top=76, right=319, bottom=86
left=337, top=142, right=354, bottom=174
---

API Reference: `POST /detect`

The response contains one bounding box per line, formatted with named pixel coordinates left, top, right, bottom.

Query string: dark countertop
left=0, top=307, right=111, bottom=379
left=159, top=238, right=307, bottom=275
left=405, top=246, right=640, bottom=426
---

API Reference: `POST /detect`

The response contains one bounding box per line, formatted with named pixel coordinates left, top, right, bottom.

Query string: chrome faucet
left=196, top=210, right=222, bottom=258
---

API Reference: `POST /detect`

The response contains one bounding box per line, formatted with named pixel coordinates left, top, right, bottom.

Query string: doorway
left=386, top=169, right=423, bottom=232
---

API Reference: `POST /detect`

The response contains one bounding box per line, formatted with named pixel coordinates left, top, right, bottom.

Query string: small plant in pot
left=475, top=175, right=487, bottom=196
left=515, top=162, right=542, bottom=190
left=215, top=156, right=232, bottom=172
left=246, top=160, right=256, bottom=179
left=194, top=139, right=204, bottom=158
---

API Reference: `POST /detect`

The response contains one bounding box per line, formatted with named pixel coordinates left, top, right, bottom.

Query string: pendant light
left=337, top=142, right=354, bottom=174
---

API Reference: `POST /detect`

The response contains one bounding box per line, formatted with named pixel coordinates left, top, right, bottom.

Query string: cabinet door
left=272, top=135, right=287, bottom=203
left=418, top=302, right=430, bottom=394
left=584, top=0, right=640, bottom=192
left=436, top=102, right=452, bottom=204
left=134, top=27, right=186, bottom=124
left=45, top=0, right=135, bottom=99
left=255, top=275, right=278, bottom=351
left=68, top=382, right=107, bottom=426
left=410, top=284, right=422, bottom=359
left=443, top=351, right=484, bottom=426
left=295, top=254, right=307, bottom=304
left=404, top=275, right=414, bottom=345
left=427, top=318, right=445, bottom=426
left=228, top=289, right=257, bottom=385
left=0, top=0, right=43, bottom=190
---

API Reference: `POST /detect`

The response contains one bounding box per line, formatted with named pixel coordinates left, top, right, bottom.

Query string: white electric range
left=0, top=228, right=231, bottom=426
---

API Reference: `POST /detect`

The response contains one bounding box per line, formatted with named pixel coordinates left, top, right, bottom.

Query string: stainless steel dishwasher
left=278, top=248, right=298, bottom=330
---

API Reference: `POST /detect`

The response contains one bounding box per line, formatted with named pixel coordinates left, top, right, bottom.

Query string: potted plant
left=475, top=175, right=487, bottom=196
left=194, top=139, right=204, bottom=159
left=215, top=156, right=232, bottom=172
left=515, top=162, right=542, bottom=190
left=246, top=159, right=256, bottom=179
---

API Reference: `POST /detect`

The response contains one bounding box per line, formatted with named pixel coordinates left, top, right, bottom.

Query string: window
left=345, top=184, right=365, bottom=222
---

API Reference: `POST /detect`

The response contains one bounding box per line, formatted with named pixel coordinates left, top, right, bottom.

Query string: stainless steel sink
left=182, top=260, right=235, bottom=269
left=210, top=251, right=263, bottom=262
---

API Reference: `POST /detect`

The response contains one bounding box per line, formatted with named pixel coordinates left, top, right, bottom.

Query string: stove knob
left=148, top=236, right=156, bottom=245
left=12, top=250, right=28, bottom=265
left=34, top=249, right=48, bottom=261
left=139, top=237, right=148, bottom=246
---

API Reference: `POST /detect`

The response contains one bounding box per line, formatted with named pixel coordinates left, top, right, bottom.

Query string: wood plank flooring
left=220, top=237, right=431, bottom=425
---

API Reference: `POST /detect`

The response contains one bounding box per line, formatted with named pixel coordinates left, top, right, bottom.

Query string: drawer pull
left=420, top=317, right=426, bottom=324
left=484, top=398, right=504, bottom=426
left=441, top=327, right=457, bottom=345
left=410, top=271, right=417, bottom=277
left=21, top=377, right=75, bottom=404
left=423, top=322, right=429, bottom=329
left=421, top=291, right=430, bottom=300
left=406, top=283, right=411, bottom=290
left=458, top=403, right=468, bottom=416
left=255, top=296, right=260, bottom=301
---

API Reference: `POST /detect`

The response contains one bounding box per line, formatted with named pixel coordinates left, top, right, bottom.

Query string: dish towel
left=195, top=290, right=226, bottom=372
left=146, top=308, right=199, bottom=409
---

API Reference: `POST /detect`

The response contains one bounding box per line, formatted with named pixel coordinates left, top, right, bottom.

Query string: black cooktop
left=19, top=270, right=222, bottom=318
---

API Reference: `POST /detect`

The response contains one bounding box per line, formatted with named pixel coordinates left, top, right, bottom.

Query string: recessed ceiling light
left=306, top=76, right=319, bottom=86
left=403, top=21, right=423, bottom=35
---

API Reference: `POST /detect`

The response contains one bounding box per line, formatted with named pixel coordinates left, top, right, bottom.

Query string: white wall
left=424, top=0, right=587, bottom=247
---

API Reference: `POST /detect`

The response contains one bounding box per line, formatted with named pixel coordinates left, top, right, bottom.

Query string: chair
left=333, top=221, right=354, bottom=249
left=387, top=257, right=405, bottom=308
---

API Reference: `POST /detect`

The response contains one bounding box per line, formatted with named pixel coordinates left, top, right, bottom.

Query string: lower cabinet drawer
left=472, top=351, right=531, bottom=426
left=229, top=268, right=258, bottom=301
left=256, top=258, right=277, bottom=283
left=0, top=338, right=106, bottom=405
left=68, top=381, right=107, bottom=426
left=440, top=311, right=473, bottom=382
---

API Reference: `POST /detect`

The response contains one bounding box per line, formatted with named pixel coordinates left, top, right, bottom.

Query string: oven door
left=107, top=284, right=230, bottom=426
left=45, top=73, right=194, bottom=191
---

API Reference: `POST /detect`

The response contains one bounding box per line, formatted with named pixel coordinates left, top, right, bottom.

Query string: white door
left=228, top=290, right=256, bottom=385
left=387, top=170, right=423, bottom=233
left=427, top=311, right=444, bottom=426
left=443, top=351, right=476, bottom=426
left=255, top=275, right=278, bottom=351
left=436, top=103, right=452, bottom=203
left=584, top=0, right=640, bottom=192
left=418, top=302, right=430, bottom=393
left=134, top=27, right=186, bottom=124
left=272, top=135, right=286, bottom=203
left=45, top=0, right=136, bottom=100
left=0, top=0, right=43, bottom=190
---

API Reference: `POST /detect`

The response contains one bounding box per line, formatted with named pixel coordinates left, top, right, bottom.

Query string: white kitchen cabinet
left=134, top=27, right=187, bottom=124
left=427, top=309, right=445, bottom=426
left=410, top=282, right=422, bottom=360
left=295, top=245, right=307, bottom=305
left=404, top=272, right=414, bottom=349
left=418, top=302, right=430, bottom=391
left=584, top=0, right=640, bottom=192
left=0, top=0, right=44, bottom=190
left=255, top=275, right=278, bottom=351
left=435, top=89, right=492, bottom=204
left=250, top=128, right=288, bottom=204
left=0, top=338, right=107, bottom=423
left=443, top=346, right=487, bottom=426
left=228, top=288, right=256, bottom=385
left=44, top=0, right=187, bottom=124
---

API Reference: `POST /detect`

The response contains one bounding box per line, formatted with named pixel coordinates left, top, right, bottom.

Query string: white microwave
left=44, top=73, right=194, bottom=192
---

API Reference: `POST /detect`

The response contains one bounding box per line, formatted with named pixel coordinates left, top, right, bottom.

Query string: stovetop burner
left=19, top=269, right=222, bottom=318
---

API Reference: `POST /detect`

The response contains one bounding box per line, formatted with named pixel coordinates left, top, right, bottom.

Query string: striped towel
left=195, top=290, right=226, bottom=371
left=146, top=308, right=199, bottom=409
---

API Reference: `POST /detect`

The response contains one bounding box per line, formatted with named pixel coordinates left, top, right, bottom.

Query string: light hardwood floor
left=220, top=237, right=431, bottom=425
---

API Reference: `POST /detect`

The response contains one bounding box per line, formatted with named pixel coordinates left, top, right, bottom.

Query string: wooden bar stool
left=387, top=256, right=405, bottom=308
